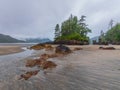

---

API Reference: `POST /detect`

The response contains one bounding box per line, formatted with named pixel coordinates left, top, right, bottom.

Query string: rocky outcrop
left=30, top=44, right=53, bottom=50
left=21, top=45, right=75, bottom=80
left=40, top=54, right=50, bottom=59
left=55, top=44, right=71, bottom=54
left=26, top=58, right=46, bottom=67
left=20, top=70, right=39, bottom=80
left=41, top=53, right=58, bottom=59
left=74, top=47, right=83, bottom=51
left=54, top=40, right=89, bottom=45
left=45, top=45, right=54, bottom=51
left=41, top=61, right=57, bottom=69
left=99, top=47, right=115, bottom=50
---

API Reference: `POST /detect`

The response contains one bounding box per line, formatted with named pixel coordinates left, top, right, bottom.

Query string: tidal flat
left=0, top=45, right=120, bottom=90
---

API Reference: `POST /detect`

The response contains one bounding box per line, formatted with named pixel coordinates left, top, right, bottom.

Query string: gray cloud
left=74, top=0, right=120, bottom=37
left=0, top=0, right=120, bottom=39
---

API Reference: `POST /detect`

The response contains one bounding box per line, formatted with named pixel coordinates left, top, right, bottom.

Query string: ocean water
left=0, top=43, right=37, bottom=47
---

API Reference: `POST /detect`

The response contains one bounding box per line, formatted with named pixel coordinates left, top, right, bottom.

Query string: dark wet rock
left=99, top=47, right=115, bottom=50
left=55, top=44, right=71, bottom=54
left=20, top=70, right=40, bottom=80
left=26, top=55, right=57, bottom=70
left=26, top=60, right=38, bottom=67
left=74, top=47, right=83, bottom=51
left=41, top=53, right=58, bottom=59
left=41, top=61, right=57, bottom=69
left=49, top=53, right=58, bottom=58
left=41, top=54, right=50, bottom=59
left=26, top=58, right=46, bottom=67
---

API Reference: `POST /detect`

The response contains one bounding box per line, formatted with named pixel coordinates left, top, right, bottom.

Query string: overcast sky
left=0, top=0, right=120, bottom=40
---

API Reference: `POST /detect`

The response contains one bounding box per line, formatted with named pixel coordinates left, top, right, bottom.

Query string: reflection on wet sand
left=0, top=45, right=120, bottom=90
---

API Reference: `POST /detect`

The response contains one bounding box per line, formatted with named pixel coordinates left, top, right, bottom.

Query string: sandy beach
left=0, top=46, right=24, bottom=55
left=0, top=45, right=120, bottom=90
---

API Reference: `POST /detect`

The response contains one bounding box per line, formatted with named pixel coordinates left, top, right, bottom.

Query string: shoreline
left=0, top=44, right=120, bottom=56
left=0, top=46, right=24, bottom=55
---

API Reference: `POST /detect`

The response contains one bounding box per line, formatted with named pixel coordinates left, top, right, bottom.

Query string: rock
left=41, top=61, right=57, bottom=69
left=26, top=60, right=38, bottom=67
left=99, top=47, right=115, bottom=50
left=55, top=44, right=71, bottom=54
left=26, top=58, right=46, bottom=67
left=45, top=45, right=54, bottom=51
left=30, top=44, right=45, bottom=50
left=49, top=54, right=58, bottom=58
left=20, top=70, right=39, bottom=80
left=30, top=44, right=53, bottom=50
left=41, top=54, right=50, bottom=59
left=40, top=53, right=58, bottom=59
left=74, top=47, right=83, bottom=51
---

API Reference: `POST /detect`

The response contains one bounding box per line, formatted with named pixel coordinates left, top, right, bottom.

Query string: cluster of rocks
left=20, top=44, right=74, bottom=80
left=20, top=53, right=57, bottom=80
left=26, top=56, right=57, bottom=69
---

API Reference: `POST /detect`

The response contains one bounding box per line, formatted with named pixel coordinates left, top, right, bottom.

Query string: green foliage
left=54, top=24, right=60, bottom=40
left=101, top=23, right=120, bottom=43
left=54, top=14, right=91, bottom=42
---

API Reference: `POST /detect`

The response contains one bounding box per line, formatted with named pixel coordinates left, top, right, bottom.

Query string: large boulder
left=55, top=44, right=71, bottom=54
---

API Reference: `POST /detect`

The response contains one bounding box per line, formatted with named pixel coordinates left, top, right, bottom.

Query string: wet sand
left=1, top=45, right=120, bottom=90
left=0, top=46, right=24, bottom=55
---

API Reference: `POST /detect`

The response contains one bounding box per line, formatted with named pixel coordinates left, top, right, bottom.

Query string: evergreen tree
left=78, top=15, right=91, bottom=36
left=54, top=24, right=60, bottom=40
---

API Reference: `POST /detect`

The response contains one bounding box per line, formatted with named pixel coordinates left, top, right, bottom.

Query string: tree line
left=54, top=15, right=120, bottom=45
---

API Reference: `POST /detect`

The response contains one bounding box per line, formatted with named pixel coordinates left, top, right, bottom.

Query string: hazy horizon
left=0, top=0, right=120, bottom=40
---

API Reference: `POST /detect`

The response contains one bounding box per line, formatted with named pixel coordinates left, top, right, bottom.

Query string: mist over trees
left=54, top=14, right=91, bottom=43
